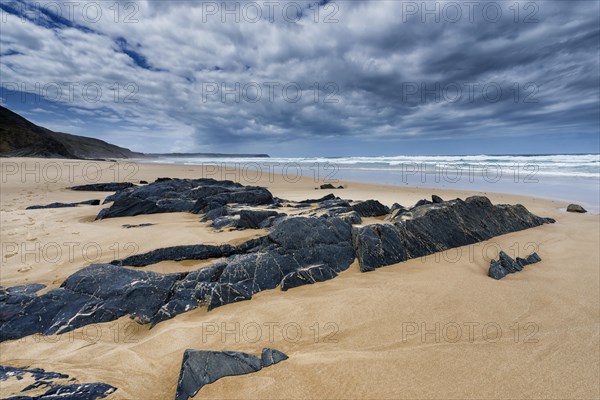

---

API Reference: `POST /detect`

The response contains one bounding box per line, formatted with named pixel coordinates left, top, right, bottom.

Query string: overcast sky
left=1, top=0, right=599, bottom=156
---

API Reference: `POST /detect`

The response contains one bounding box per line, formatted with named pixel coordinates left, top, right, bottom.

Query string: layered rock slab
left=353, top=196, right=554, bottom=272
left=175, top=348, right=287, bottom=400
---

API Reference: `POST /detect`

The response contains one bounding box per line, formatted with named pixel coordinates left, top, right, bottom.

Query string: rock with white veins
left=353, top=196, right=554, bottom=272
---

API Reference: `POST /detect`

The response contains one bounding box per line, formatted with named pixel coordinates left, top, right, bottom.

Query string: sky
left=0, top=0, right=599, bottom=156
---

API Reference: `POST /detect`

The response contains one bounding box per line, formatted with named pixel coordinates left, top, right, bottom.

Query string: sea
left=148, top=154, right=600, bottom=212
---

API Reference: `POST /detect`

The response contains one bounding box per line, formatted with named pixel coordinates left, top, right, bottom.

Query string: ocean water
left=149, top=154, right=600, bottom=212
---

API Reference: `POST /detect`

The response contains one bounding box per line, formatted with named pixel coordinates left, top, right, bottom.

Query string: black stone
left=69, top=182, right=134, bottom=192
left=567, top=204, right=587, bottom=213
left=140, top=180, right=148, bottom=184
left=431, top=195, right=444, bottom=204
left=489, top=251, right=542, bottom=280
left=26, top=199, right=100, bottom=209
left=175, top=348, right=287, bottom=400
left=351, top=200, right=389, bottom=217
left=320, top=183, right=336, bottom=189
left=354, top=196, right=554, bottom=272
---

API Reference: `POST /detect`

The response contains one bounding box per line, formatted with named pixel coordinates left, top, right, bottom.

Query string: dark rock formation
left=140, top=180, right=148, bottom=184
left=320, top=183, right=336, bottom=189
left=0, top=265, right=181, bottom=341
left=431, top=195, right=444, bottom=203
left=0, top=365, right=116, bottom=400
left=261, top=348, right=289, bottom=367
left=237, top=210, right=283, bottom=229
left=153, top=216, right=354, bottom=321
left=3, top=190, right=556, bottom=342
left=354, top=196, right=554, bottom=272
left=351, top=200, right=389, bottom=217
left=280, top=264, right=338, bottom=291
left=175, top=348, right=287, bottom=400
left=413, top=199, right=432, bottom=207
left=488, top=251, right=542, bottom=280
left=26, top=199, right=100, bottom=210
left=567, top=204, right=587, bottom=213
left=96, top=179, right=274, bottom=219
left=2, top=216, right=353, bottom=341
left=70, top=182, right=134, bottom=192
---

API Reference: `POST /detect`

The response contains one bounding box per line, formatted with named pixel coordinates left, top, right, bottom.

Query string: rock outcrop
left=2, top=216, right=353, bottom=341
left=2, top=190, right=555, bottom=342
left=96, top=178, right=274, bottom=219
left=0, top=365, right=116, bottom=400
left=26, top=199, right=100, bottom=209
left=175, top=348, right=287, bottom=400
left=353, top=196, right=554, bottom=272
left=488, top=251, right=542, bottom=280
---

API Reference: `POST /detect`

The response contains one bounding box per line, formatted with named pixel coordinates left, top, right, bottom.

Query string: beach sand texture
left=1, top=159, right=598, bottom=399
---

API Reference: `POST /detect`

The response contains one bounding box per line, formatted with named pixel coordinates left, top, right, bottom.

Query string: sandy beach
left=1, top=158, right=598, bottom=399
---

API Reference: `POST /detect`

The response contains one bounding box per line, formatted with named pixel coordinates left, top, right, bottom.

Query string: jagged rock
left=320, top=183, right=336, bottom=189
left=70, top=182, right=134, bottom=191
left=261, top=348, right=289, bottom=367
left=96, top=179, right=274, bottom=219
left=351, top=200, right=389, bottom=217
left=280, top=264, right=338, bottom=291
left=0, top=264, right=181, bottom=341
left=26, top=199, right=100, bottom=209
left=0, top=365, right=116, bottom=400
left=354, top=196, right=554, bottom=272
left=431, top=195, right=444, bottom=203
left=489, top=251, right=542, bottom=280
left=153, top=216, right=354, bottom=321
left=175, top=348, right=287, bottom=400
left=413, top=199, right=432, bottom=207
left=567, top=204, right=587, bottom=213
left=237, top=210, right=283, bottom=229
left=337, top=185, right=345, bottom=189
left=488, top=260, right=507, bottom=280
left=140, top=180, right=148, bottom=184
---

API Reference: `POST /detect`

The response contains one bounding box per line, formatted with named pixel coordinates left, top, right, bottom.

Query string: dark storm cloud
left=0, top=0, right=598, bottom=154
